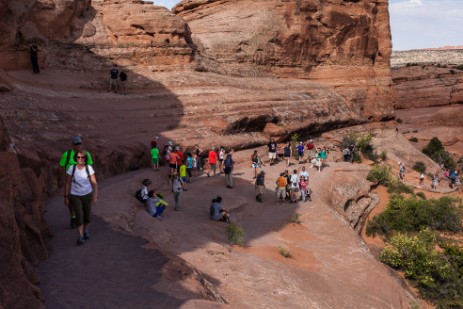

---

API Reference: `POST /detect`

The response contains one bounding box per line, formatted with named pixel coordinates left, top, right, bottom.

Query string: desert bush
left=289, top=213, right=302, bottom=224
left=456, top=64, right=463, bottom=71
left=366, top=195, right=463, bottom=237
left=367, top=164, right=391, bottom=185
left=278, top=246, right=292, bottom=258
left=413, top=161, right=427, bottom=173
left=396, top=118, right=403, bottom=124
left=387, top=179, right=414, bottom=195
left=290, top=133, right=300, bottom=159
left=422, top=137, right=457, bottom=169
left=379, top=149, right=387, bottom=161
left=226, top=223, right=245, bottom=246
left=415, top=192, right=427, bottom=200
left=341, top=133, right=358, bottom=149
left=380, top=230, right=463, bottom=307
left=409, top=137, right=419, bottom=142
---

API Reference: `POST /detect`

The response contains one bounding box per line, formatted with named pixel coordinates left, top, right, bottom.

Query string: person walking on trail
left=268, top=138, right=277, bottom=166
left=108, top=64, right=119, bottom=93
left=276, top=172, right=287, bottom=203
left=255, top=170, right=266, bottom=203
left=64, top=150, right=98, bottom=245
left=168, top=148, right=180, bottom=178
left=419, top=173, right=425, bottom=186
left=171, top=174, right=183, bottom=211
left=30, top=45, right=40, bottom=74
left=223, top=153, right=235, bottom=188
left=251, top=150, right=263, bottom=179
left=297, top=141, right=305, bottom=164
left=283, top=142, right=292, bottom=167
left=289, top=169, right=300, bottom=203
left=59, top=136, right=93, bottom=228
left=151, top=145, right=159, bottom=171
left=118, top=70, right=128, bottom=95
left=208, top=147, right=218, bottom=176
left=306, top=139, right=315, bottom=161
left=398, top=162, right=405, bottom=180
left=218, top=147, right=226, bottom=174
left=431, top=174, right=439, bottom=190
left=348, top=144, right=355, bottom=163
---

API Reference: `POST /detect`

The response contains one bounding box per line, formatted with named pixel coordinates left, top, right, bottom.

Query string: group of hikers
left=108, top=64, right=128, bottom=95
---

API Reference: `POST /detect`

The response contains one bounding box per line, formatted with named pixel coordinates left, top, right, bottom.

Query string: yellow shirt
left=179, top=165, right=187, bottom=177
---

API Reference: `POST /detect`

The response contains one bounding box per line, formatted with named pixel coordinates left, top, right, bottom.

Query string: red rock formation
left=174, top=0, right=394, bottom=121
left=0, top=0, right=193, bottom=71
left=392, top=65, right=463, bottom=109
left=0, top=117, right=49, bottom=309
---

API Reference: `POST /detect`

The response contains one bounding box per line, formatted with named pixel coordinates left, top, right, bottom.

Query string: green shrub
left=422, top=137, right=456, bottom=170
left=396, top=118, right=403, bottom=124
left=413, top=161, right=427, bottom=173
left=367, top=164, right=391, bottom=185
left=387, top=178, right=414, bottom=195
left=341, top=133, right=358, bottom=149
left=379, top=149, right=387, bottom=161
left=278, top=246, right=292, bottom=258
left=415, top=192, right=427, bottom=200
left=289, top=213, right=302, bottom=224
left=366, top=195, right=463, bottom=237
left=380, top=230, right=463, bottom=307
left=409, top=137, right=419, bottom=143
left=290, top=133, right=300, bottom=159
left=226, top=223, right=245, bottom=246
left=456, top=64, right=463, bottom=71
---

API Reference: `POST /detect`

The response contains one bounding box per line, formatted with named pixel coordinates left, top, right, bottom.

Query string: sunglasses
left=76, top=156, right=85, bottom=159
left=73, top=143, right=82, bottom=146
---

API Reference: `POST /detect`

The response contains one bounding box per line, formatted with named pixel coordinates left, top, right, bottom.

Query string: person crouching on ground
left=255, top=171, right=266, bottom=202
left=146, top=191, right=168, bottom=220
left=210, top=196, right=230, bottom=223
left=64, top=150, right=98, bottom=245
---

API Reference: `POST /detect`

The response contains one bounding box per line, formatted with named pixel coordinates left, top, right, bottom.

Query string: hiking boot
left=83, top=232, right=90, bottom=240
left=70, top=218, right=76, bottom=229
left=76, top=235, right=85, bottom=245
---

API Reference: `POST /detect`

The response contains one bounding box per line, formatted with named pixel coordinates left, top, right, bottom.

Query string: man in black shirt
left=108, top=64, right=119, bottom=93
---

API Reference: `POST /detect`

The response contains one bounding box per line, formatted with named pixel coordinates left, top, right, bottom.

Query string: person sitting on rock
left=146, top=191, right=168, bottom=220
left=209, top=196, right=230, bottom=223
left=139, top=178, right=152, bottom=204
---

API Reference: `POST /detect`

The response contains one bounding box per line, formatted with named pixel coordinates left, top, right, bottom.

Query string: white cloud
left=149, top=0, right=179, bottom=10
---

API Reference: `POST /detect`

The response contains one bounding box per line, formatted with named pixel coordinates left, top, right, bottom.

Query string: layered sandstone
left=0, top=0, right=193, bottom=71
left=174, top=0, right=394, bottom=121
left=0, top=117, right=49, bottom=309
left=392, top=65, right=463, bottom=109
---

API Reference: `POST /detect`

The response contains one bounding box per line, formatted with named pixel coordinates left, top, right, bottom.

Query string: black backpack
left=120, top=71, right=127, bottom=81
left=135, top=189, right=144, bottom=203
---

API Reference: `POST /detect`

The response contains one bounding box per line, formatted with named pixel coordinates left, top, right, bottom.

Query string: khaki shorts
left=256, top=185, right=265, bottom=195
left=268, top=152, right=276, bottom=159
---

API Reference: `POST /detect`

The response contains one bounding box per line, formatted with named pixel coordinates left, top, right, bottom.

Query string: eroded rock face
left=392, top=65, right=463, bottom=109
left=174, top=0, right=394, bottom=121
left=0, top=117, right=48, bottom=309
left=329, top=164, right=378, bottom=232
left=0, top=0, right=193, bottom=71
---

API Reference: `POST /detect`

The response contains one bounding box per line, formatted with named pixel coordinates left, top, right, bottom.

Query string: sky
left=152, top=0, right=462, bottom=51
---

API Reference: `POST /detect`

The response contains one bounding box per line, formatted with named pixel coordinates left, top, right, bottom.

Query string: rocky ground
left=2, top=63, right=463, bottom=309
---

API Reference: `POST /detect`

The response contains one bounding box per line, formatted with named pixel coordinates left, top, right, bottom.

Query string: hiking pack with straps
left=71, top=164, right=90, bottom=181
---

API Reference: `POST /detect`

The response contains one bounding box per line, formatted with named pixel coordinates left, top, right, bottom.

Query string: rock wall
left=0, top=116, right=48, bottom=309
left=174, top=0, right=394, bottom=121
left=0, top=0, right=193, bottom=71
left=392, top=65, right=463, bottom=109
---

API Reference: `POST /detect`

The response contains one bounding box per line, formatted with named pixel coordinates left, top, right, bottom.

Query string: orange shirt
left=276, top=176, right=287, bottom=188
left=169, top=152, right=179, bottom=165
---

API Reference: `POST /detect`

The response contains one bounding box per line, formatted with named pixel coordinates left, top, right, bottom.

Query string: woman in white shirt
left=64, top=150, right=99, bottom=245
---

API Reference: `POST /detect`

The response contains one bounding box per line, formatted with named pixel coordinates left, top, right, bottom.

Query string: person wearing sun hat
left=59, top=135, right=94, bottom=228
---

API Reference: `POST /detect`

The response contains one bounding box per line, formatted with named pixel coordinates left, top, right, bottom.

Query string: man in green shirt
left=59, top=136, right=93, bottom=228
left=151, top=146, right=159, bottom=171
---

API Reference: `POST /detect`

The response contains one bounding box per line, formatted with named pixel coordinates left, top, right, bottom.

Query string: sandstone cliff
left=174, top=0, right=394, bottom=121
left=0, top=0, right=193, bottom=71
left=0, top=117, right=49, bottom=308
left=392, top=65, right=463, bottom=109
